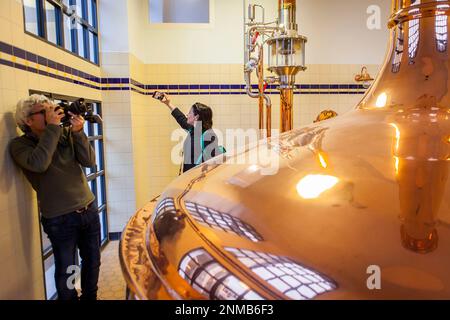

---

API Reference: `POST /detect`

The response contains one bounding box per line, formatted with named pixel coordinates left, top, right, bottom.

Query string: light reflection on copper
left=296, top=174, right=339, bottom=199
left=318, top=152, right=328, bottom=169
left=376, top=92, right=388, bottom=108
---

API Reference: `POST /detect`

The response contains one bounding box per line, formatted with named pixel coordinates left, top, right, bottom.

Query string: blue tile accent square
left=48, top=60, right=56, bottom=70
left=220, top=84, right=230, bottom=90
left=26, top=52, right=37, bottom=63
left=13, top=46, right=26, bottom=60
left=0, top=58, right=13, bottom=67
left=349, top=84, right=358, bottom=89
left=108, top=78, right=120, bottom=84
left=39, top=70, right=49, bottom=77
left=168, top=85, right=179, bottom=90
left=147, top=85, right=158, bottom=90
left=15, top=63, right=27, bottom=71
left=210, top=84, right=220, bottom=89
left=158, top=85, right=168, bottom=90
left=37, top=55, right=47, bottom=66
left=319, top=84, right=330, bottom=89
left=0, top=42, right=13, bottom=55
left=101, top=78, right=108, bottom=84
left=310, top=84, right=320, bottom=89
left=199, top=85, right=209, bottom=90
left=121, top=78, right=130, bottom=84
left=28, top=67, right=38, bottom=74
left=190, top=84, right=200, bottom=90
left=14, top=63, right=27, bottom=71
left=230, top=84, right=241, bottom=89
left=178, top=85, right=189, bottom=90
left=65, top=66, right=72, bottom=74
left=56, top=63, right=65, bottom=72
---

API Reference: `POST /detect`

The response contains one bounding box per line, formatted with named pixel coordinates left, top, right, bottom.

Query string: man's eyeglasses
left=28, top=110, right=46, bottom=117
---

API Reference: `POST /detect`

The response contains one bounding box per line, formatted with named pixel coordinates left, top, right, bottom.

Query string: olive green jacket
left=9, top=124, right=96, bottom=218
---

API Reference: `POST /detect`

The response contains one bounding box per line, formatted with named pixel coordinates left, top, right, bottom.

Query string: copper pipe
left=258, top=47, right=265, bottom=137
left=266, top=99, right=272, bottom=138
left=280, top=88, right=293, bottom=132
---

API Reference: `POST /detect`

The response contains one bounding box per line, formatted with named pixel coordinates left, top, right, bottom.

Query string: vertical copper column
left=266, top=98, right=272, bottom=138
left=258, top=49, right=265, bottom=138
left=280, top=88, right=293, bottom=132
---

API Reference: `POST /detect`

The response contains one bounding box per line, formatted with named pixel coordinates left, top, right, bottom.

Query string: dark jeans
left=41, top=202, right=101, bottom=300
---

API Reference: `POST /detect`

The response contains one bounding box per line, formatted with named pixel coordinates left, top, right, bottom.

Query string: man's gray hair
left=15, top=94, right=52, bottom=132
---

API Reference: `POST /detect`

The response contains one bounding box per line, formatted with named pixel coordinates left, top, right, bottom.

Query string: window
left=184, top=201, right=263, bottom=242
left=44, top=1, right=59, bottom=45
left=149, top=0, right=210, bottom=23
left=32, top=91, right=108, bottom=300
left=436, top=15, right=447, bottom=52
left=225, top=248, right=337, bottom=300
left=22, top=0, right=99, bottom=65
left=178, top=248, right=264, bottom=300
left=63, top=13, right=73, bottom=51
left=24, top=0, right=39, bottom=35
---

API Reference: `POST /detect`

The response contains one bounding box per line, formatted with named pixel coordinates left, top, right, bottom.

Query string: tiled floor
left=97, top=240, right=126, bottom=300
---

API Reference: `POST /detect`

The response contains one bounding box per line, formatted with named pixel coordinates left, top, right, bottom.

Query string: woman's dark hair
left=192, top=102, right=213, bottom=131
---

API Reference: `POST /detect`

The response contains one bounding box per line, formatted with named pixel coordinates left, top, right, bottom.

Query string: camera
left=55, top=98, right=103, bottom=127
left=152, top=91, right=165, bottom=101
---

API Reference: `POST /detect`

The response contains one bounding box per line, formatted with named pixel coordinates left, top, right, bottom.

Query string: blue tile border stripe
left=0, top=40, right=367, bottom=96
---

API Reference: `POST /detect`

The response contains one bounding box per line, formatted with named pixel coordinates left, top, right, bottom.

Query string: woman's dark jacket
left=171, top=108, right=219, bottom=173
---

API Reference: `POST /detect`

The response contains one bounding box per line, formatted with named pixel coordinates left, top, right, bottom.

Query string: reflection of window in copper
left=178, top=249, right=264, bottom=300
left=155, top=197, right=176, bottom=216
left=226, top=247, right=337, bottom=300
left=435, top=15, right=448, bottom=52
left=185, top=201, right=263, bottom=242
left=408, top=19, right=420, bottom=63
left=392, top=23, right=404, bottom=73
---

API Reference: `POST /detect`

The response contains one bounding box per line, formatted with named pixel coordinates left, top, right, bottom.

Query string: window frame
left=22, top=0, right=100, bottom=66
left=30, top=90, right=109, bottom=300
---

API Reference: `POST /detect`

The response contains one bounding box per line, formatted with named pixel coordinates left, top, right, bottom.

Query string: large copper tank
left=120, top=0, right=450, bottom=299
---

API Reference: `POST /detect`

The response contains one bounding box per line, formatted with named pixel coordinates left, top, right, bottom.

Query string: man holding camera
left=9, top=94, right=101, bottom=300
